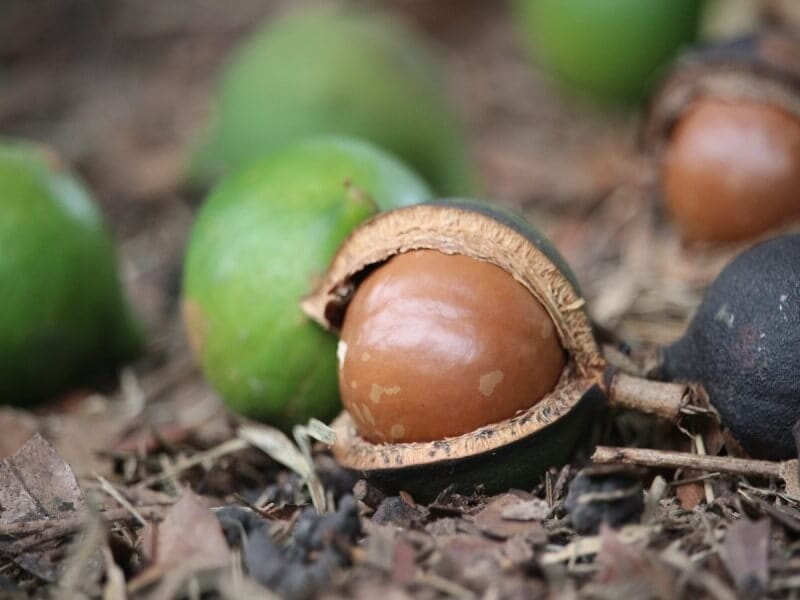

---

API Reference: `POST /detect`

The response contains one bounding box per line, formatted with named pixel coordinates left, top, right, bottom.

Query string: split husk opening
left=301, top=201, right=710, bottom=494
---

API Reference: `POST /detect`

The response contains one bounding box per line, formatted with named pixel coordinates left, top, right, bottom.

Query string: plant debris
left=0, top=434, right=87, bottom=581
left=565, top=465, right=645, bottom=534
left=3, top=2, right=800, bottom=598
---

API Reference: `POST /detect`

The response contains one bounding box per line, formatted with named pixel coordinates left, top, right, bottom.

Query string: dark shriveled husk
left=662, top=234, right=800, bottom=459
left=644, top=31, right=800, bottom=151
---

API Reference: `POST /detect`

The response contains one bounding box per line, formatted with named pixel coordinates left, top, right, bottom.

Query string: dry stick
left=593, top=446, right=782, bottom=476
left=606, top=372, right=711, bottom=421
left=693, top=434, right=715, bottom=504
left=135, top=437, right=248, bottom=488
left=592, top=446, right=800, bottom=498
left=0, top=506, right=168, bottom=553
left=95, top=474, right=148, bottom=527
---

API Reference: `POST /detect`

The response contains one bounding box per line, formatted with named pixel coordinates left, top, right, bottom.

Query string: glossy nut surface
left=338, top=249, right=566, bottom=443
left=663, top=98, right=800, bottom=242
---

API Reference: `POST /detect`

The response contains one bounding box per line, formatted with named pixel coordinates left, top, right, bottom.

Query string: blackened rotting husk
left=216, top=496, right=360, bottom=599
left=564, top=465, right=644, bottom=534
left=662, top=234, right=800, bottom=459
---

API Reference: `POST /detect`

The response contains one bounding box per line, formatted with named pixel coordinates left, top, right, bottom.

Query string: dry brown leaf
left=151, top=489, right=229, bottom=568
left=587, top=525, right=675, bottom=600
left=130, top=490, right=230, bottom=597
left=0, top=433, right=85, bottom=581
left=720, top=518, right=770, bottom=597
left=435, top=534, right=502, bottom=569
left=472, top=494, right=547, bottom=541
left=675, top=480, right=706, bottom=511
left=44, top=393, right=132, bottom=478
left=390, top=537, right=417, bottom=584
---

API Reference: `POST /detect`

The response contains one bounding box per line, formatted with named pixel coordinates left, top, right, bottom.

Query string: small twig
left=239, top=423, right=329, bottom=513
left=607, top=372, right=713, bottom=421
left=693, top=434, right=715, bottom=505
left=95, top=474, right=147, bottom=527
left=669, top=473, right=721, bottom=487
left=593, top=446, right=782, bottom=477
left=135, top=438, right=248, bottom=488
left=414, top=571, right=476, bottom=600
left=771, top=575, right=800, bottom=592
left=642, top=475, right=667, bottom=524
left=594, top=446, right=800, bottom=500
left=0, top=506, right=167, bottom=553
left=56, top=508, right=106, bottom=598
left=101, top=545, right=126, bottom=599
left=158, top=454, right=183, bottom=496
left=540, top=525, right=656, bottom=565
left=659, top=546, right=738, bottom=600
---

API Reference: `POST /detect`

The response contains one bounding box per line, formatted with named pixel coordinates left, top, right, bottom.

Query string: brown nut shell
left=663, top=98, right=800, bottom=241
left=338, top=249, right=567, bottom=443
left=301, top=200, right=605, bottom=497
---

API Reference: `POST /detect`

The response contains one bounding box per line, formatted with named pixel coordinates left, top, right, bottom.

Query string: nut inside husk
left=301, top=201, right=606, bottom=487
left=644, top=32, right=800, bottom=242
left=337, top=248, right=568, bottom=443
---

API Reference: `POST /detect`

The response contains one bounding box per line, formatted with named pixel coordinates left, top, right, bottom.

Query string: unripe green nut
left=0, top=141, right=142, bottom=403
left=182, top=136, right=432, bottom=428
left=191, top=6, right=474, bottom=195
left=513, top=0, right=703, bottom=101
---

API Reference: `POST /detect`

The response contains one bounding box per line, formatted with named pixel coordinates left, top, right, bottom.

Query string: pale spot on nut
left=361, top=352, right=371, bottom=362
left=349, top=401, right=365, bottom=423
left=361, top=403, right=376, bottom=426
left=478, top=370, right=504, bottom=397
left=336, top=340, right=348, bottom=370
left=350, top=380, right=358, bottom=389
left=370, top=383, right=401, bottom=404
left=390, top=424, right=406, bottom=440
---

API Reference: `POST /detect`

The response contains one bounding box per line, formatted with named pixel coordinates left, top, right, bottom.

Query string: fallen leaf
left=44, top=393, right=132, bottom=478
left=720, top=518, right=770, bottom=597
left=675, top=481, right=705, bottom=511
left=0, top=433, right=85, bottom=581
left=391, top=537, right=417, bottom=584
left=588, top=525, right=675, bottom=600
left=152, top=489, right=230, bottom=568
left=435, top=534, right=502, bottom=568
left=499, top=534, right=534, bottom=566
left=361, top=521, right=398, bottom=572
left=473, top=494, right=547, bottom=541
left=500, top=497, right=550, bottom=521
left=130, top=490, right=230, bottom=598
